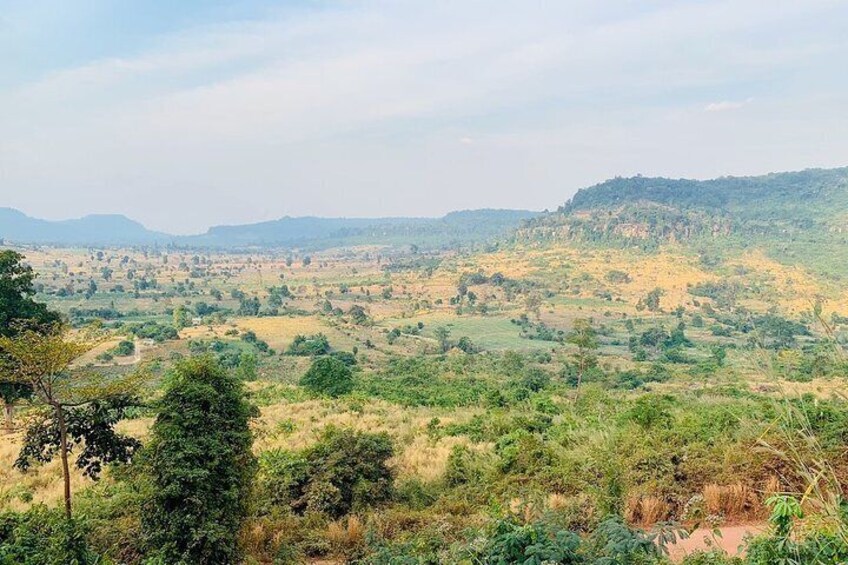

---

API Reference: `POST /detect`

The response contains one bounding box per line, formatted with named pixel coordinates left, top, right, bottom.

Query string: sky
left=1, top=1, right=847, bottom=234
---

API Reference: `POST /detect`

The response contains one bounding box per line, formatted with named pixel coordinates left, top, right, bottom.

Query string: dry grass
left=702, top=483, right=755, bottom=519
left=640, top=495, right=670, bottom=524
left=0, top=430, right=93, bottom=512
left=326, top=515, right=365, bottom=552
left=546, top=493, right=570, bottom=511
left=763, top=475, right=782, bottom=498
left=256, top=398, right=484, bottom=481
left=624, top=495, right=669, bottom=526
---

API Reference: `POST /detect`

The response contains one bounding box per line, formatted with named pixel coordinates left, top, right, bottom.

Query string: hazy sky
left=2, top=1, right=847, bottom=234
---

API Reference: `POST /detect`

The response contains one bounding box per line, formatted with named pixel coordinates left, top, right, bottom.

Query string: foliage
left=0, top=506, right=100, bottom=565
left=0, top=250, right=61, bottom=429
left=300, top=356, right=354, bottom=398
left=141, top=357, right=257, bottom=565
left=0, top=250, right=61, bottom=336
left=286, top=333, right=331, bottom=356
left=467, top=514, right=582, bottom=564
left=15, top=394, right=141, bottom=479
left=260, top=427, right=395, bottom=518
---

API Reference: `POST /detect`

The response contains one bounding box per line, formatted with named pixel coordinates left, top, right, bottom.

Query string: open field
left=2, top=241, right=847, bottom=564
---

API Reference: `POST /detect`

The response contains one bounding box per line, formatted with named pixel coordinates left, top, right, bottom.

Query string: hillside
left=0, top=207, right=539, bottom=250
left=179, top=209, right=540, bottom=249
left=517, top=167, right=848, bottom=276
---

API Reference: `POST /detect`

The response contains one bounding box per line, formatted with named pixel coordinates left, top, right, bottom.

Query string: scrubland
left=2, top=242, right=847, bottom=564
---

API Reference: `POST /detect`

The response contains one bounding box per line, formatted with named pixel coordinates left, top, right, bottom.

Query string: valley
left=2, top=168, right=847, bottom=563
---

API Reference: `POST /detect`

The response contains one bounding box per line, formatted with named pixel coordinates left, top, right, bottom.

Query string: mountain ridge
left=4, top=166, right=847, bottom=250
left=0, top=207, right=539, bottom=249
left=518, top=166, right=848, bottom=245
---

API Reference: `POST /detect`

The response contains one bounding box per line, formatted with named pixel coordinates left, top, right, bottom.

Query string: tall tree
left=566, top=318, right=599, bottom=401
left=0, top=329, right=142, bottom=518
left=434, top=326, right=452, bottom=353
left=142, top=357, right=257, bottom=564
left=0, top=250, right=61, bottom=432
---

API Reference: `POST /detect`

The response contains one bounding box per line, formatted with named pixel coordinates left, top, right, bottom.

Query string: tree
left=644, top=288, right=664, bottom=312
left=262, top=427, right=394, bottom=517
left=0, top=329, right=141, bottom=518
left=300, top=356, right=353, bottom=397
left=434, top=326, right=452, bottom=353
left=172, top=305, right=191, bottom=329
left=235, top=351, right=258, bottom=381
left=237, top=296, right=261, bottom=316
left=566, top=318, right=599, bottom=400
left=142, top=357, right=257, bottom=564
left=525, top=293, right=543, bottom=319
left=348, top=304, right=369, bottom=325
left=286, top=333, right=330, bottom=356
left=0, top=251, right=61, bottom=431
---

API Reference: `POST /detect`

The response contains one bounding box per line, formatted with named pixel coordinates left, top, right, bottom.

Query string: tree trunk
left=573, top=353, right=587, bottom=403
left=3, top=401, right=12, bottom=433
left=574, top=370, right=583, bottom=403
left=55, top=404, right=72, bottom=519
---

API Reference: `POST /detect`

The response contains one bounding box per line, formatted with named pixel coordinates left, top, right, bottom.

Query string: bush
left=261, top=427, right=394, bottom=518
left=141, top=357, right=258, bottom=564
left=330, top=350, right=357, bottom=366
left=0, top=506, right=99, bottom=564
left=444, top=445, right=483, bottom=487
left=127, top=321, right=178, bottom=342
left=465, top=516, right=581, bottom=564
left=300, top=357, right=354, bottom=398
left=286, top=334, right=330, bottom=356
left=112, top=339, right=135, bottom=357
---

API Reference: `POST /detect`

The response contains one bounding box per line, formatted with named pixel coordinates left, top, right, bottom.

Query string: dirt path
left=667, top=524, right=765, bottom=562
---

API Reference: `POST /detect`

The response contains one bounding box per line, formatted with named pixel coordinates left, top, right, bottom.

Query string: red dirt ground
left=667, top=524, right=766, bottom=562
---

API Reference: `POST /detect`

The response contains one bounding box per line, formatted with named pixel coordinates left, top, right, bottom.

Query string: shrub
left=0, top=506, right=98, bottom=565
left=286, top=333, right=330, bottom=356
left=444, top=445, right=482, bottom=487
left=127, top=321, right=178, bottom=342
left=495, top=430, right=553, bottom=475
left=141, top=357, right=258, bottom=564
left=262, top=427, right=394, bottom=518
left=300, top=357, right=354, bottom=397
left=112, top=339, right=135, bottom=357
left=465, top=516, right=581, bottom=564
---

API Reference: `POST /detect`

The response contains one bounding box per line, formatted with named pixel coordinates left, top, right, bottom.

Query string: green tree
left=0, top=329, right=141, bottom=518
left=172, top=305, right=191, bottom=329
left=262, top=427, right=394, bottom=518
left=644, top=288, right=665, bottom=312
left=300, top=356, right=353, bottom=397
left=434, top=326, right=452, bottom=353
left=566, top=318, right=599, bottom=400
left=142, top=357, right=257, bottom=564
left=235, top=351, right=259, bottom=381
left=0, top=251, right=61, bottom=432
left=348, top=304, right=369, bottom=325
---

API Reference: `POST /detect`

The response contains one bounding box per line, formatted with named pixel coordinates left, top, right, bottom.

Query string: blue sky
left=1, top=0, right=847, bottom=234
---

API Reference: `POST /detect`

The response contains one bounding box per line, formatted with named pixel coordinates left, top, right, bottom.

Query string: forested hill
left=518, top=167, right=848, bottom=248
left=179, top=209, right=540, bottom=249
left=0, top=208, right=539, bottom=250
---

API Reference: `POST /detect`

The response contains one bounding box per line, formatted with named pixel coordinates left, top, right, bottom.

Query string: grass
left=381, top=312, right=553, bottom=351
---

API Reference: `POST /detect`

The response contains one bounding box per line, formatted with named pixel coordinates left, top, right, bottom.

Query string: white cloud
left=1, top=0, right=847, bottom=232
left=704, top=98, right=754, bottom=112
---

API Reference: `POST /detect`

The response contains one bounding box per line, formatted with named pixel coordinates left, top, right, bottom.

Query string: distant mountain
left=180, top=209, right=540, bottom=249
left=0, top=208, right=169, bottom=246
left=519, top=167, right=848, bottom=246
left=0, top=207, right=539, bottom=249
